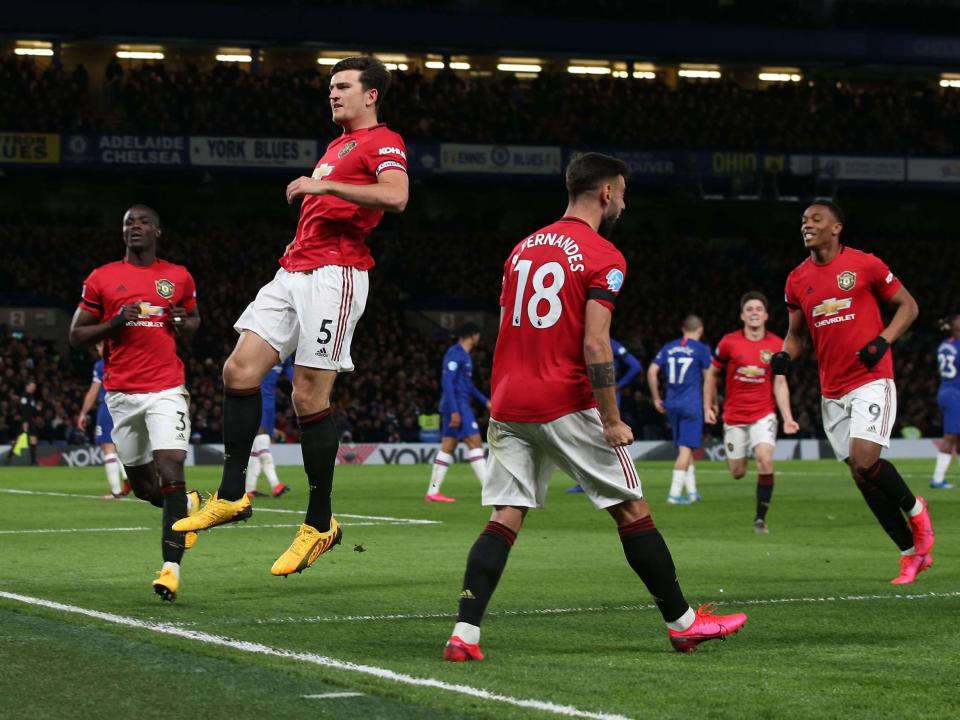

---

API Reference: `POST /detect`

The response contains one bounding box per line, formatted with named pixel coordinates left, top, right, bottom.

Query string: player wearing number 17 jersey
left=443, top=153, right=745, bottom=661
left=775, top=199, right=933, bottom=585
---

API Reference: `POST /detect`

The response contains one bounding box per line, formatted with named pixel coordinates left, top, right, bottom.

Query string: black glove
left=770, top=351, right=792, bottom=375
left=857, top=335, right=889, bottom=369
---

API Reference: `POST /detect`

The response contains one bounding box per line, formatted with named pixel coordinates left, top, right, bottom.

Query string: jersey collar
left=558, top=216, right=592, bottom=228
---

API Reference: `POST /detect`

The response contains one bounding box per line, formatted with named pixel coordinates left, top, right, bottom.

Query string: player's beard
left=598, top=212, right=620, bottom=239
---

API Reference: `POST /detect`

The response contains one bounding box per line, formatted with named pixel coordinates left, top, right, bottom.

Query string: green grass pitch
left=1, top=460, right=957, bottom=719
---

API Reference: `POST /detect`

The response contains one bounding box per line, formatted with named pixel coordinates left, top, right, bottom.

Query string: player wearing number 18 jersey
left=443, top=153, right=745, bottom=661
left=776, top=199, right=933, bottom=584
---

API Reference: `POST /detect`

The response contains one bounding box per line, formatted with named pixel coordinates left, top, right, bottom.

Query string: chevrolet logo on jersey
left=137, top=302, right=166, bottom=319
left=812, top=297, right=852, bottom=317
left=312, top=163, right=334, bottom=180
left=737, top=365, right=766, bottom=379
left=837, top=271, right=857, bottom=291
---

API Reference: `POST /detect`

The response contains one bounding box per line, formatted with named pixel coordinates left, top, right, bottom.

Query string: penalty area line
left=0, top=590, right=632, bottom=720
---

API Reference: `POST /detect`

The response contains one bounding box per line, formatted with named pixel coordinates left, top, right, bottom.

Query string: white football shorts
left=235, top=266, right=369, bottom=372
left=723, top=412, right=778, bottom=460
left=483, top=409, right=644, bottom=510
left=105, top=385, right=190, bottom=467
left=821, top=379, right=897, bottom=461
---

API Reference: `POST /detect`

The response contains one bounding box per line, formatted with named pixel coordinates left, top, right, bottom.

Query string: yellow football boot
left=172, top=492, right=252, bottom=532
left=271, top=518, right=342, bottom=576
left=152, top=567, right=179, bottom=602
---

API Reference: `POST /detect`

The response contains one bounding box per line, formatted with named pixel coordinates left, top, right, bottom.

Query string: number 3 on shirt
left=511, top=260, right=565, bottom=329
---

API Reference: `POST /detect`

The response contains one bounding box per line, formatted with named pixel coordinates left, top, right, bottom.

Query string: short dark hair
left=457, top=321, right=481, bottom=339
left=127, top=204, right=161, bottom=228
left=809, top=197, right=845, bottom=225
left=330, top=56, right=392, bottom=109
left=565, top=152, right=629, bottom=198
left=740, top=291, right=768, bottom=312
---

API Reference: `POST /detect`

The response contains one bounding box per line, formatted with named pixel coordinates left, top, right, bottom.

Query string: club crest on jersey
left=338, top=140, right=358, bottom=158
left=155, top=279, right=175, bottom=299
left=760, top=350, right=773, bottom=364
left=837, top=271, right=856, bottom=291
left=605, top=269, right=624, bottom=292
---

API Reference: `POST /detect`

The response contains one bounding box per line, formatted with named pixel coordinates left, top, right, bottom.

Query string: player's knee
left=223, top=354, right=261, bottom=389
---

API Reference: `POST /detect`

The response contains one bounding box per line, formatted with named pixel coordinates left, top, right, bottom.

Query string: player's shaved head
left=125, top=204, right=161, bottom=227
left=565, top=153, right=629, bottom=199
left=808, top=197, right=845, bottom=225
left=682, top=315, right=703, bottom=332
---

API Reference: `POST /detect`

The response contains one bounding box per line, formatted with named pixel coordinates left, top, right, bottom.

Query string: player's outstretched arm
left=584, top=301, right=633, bottom=447
left=77, top=380, right=100, bottom=430
left=646, top=362, right=665, bottom=414
left=286, top=169, right=408, bottom=213
left=68, top=305, right=140, bottom=348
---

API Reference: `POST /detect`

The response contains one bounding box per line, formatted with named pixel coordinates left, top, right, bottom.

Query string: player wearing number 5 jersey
left=443, top=153, right=746, bottom=661
left=704, top=292, right=799, bottom=533
left=176, top=57, right=409, bottom=579
left=648, top=315, right=711, bottom=504
left=69, top=205, right=202, bottom=601
left=931, top=316, right=960, bottom=489
left=775, top=198, right=934, bottom=585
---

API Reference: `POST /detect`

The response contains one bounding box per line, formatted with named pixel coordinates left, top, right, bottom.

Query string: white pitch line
left=303, top=692, right=365, bottom=699
left=0, top=526, right=151, bottom=535
left=0, top=591, right=632, bottom=720
left=0, top=488, right=440, bottom=525
left=246, top=590, right=960, bottom=625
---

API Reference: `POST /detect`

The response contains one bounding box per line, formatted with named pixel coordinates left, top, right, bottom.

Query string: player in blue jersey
left=77, top=343, right=130, bottom=498
left=568, top=338, right=643, bottom=494
left=245, top=356, right=294, bottom=498
left=932, top=315, right=960, bottom=489
left=426, top=322, right=491, bottom=502
left=648, top=316, right=712, bottom=504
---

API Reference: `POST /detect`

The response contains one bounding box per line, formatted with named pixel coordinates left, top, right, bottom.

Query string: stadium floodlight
left=940, top=73, right=960, bottom=88
left=497, top=63, right=542, bottom=73
left=425, top=61, right=446, bottom=69
left=15, top=47, right=54, bottom=56
left=117, top=51, right=165, bottom=60
left=633, top=71, right=656, bottom=79
left=317, top=57, right=343, bottom=66
left=759, top=67, right=802, bottom=82
left=384, top=63, right=408, bottom=71
left=216, top=54, right=252, bottom=63
left=679, top=66, right=721, bottom=79
left=567, top=66, right=611, bottom=75
left=449, top=61, right=470, bottom=70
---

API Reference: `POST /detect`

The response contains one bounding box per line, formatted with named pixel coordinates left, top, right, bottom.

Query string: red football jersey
left=280, top=124, right=407, bottom=273
left=713, top=330, right=782, bottom=424
left=79, top=259, right=197, bottom=394
left=490, top=217, right=627, bottom=423
left=785, top=245, right=901, bottom=398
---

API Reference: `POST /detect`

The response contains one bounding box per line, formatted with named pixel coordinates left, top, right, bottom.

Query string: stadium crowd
left=0, top=212, right=951, bottom=447
left=3, top=53, right=960, bottom=155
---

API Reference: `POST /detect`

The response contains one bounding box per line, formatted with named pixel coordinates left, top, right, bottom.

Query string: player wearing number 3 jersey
left=443, top=153, right=746, bottom=661
left=776, top=198, right=934, bottom=585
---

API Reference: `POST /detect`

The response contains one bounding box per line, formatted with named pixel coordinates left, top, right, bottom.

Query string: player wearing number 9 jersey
left=931, top=316, right=960, bottom=489
left=443, top=153, right=746, bottom=662
left=777, top=198, right=933, bottom=585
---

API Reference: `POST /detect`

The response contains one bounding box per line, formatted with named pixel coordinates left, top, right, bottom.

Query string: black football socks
left=756, top=473, right=774, bottom=522
left=301, top=409, right=339, bottom=532
left=219, top=386, right=262, bottom=501
left=457, top=522, right=517, bottom=626
left=618, top=516, right=690, bottom=624
left=161, top=483, right=188, bottom=563
left=866, top=459, right=917, bottom=513
left=854, top=472, right=913, bottom=551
